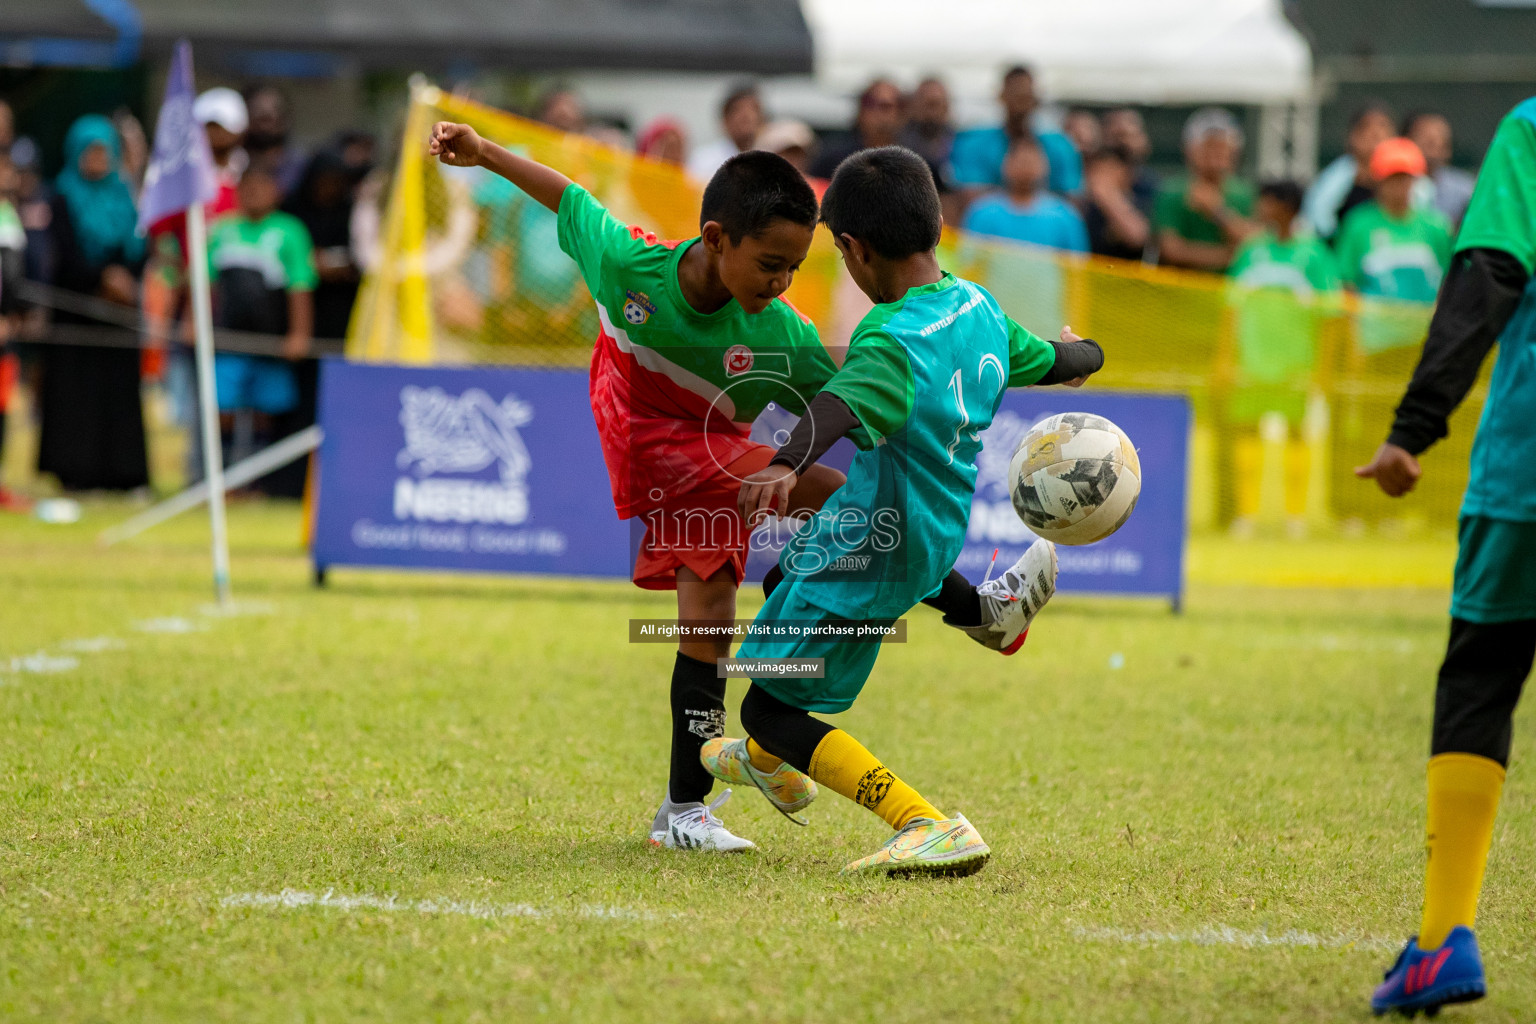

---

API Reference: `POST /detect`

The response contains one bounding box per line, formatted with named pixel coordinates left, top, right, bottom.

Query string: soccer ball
left=1008, top=412, right=1141, bottom=546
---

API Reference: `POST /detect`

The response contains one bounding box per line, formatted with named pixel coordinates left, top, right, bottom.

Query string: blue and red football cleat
left=1372, top=926, right=1486, bottom=1017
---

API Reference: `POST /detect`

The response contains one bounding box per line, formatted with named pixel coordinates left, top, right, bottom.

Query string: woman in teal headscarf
left=38, top=114, right=149, bottom=491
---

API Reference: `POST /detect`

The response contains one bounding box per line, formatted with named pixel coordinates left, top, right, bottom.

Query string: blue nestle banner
left=313, top=361, right=631, bottom=578
left=956, top=391, right=1190, bottom=606
left=314, top=362, right=1188, bottom=606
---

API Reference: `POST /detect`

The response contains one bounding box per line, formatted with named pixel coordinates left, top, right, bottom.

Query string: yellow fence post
left=347, top=79, right=437, bottom=364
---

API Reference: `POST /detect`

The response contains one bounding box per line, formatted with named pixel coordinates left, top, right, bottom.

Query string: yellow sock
left=807, top=729, right=944, bottom=829
left=746, top=738, right=783, bottom=773
left=1418, top=752, right=1505, bottom=949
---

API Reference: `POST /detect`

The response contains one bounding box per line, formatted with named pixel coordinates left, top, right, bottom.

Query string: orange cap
left=1370, top=137, right=1427, bottom=180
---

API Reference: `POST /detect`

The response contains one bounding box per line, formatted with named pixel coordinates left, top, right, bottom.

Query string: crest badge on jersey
left=723, top=344, right=755, bottom=377
left=622, top=290, right=656, bottom=326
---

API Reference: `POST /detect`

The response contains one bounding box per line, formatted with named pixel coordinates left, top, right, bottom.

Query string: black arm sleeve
left=1386, top=248, right=1530, bottom=456
left=1034, top=338, right=1105, bottom=385
left=769, top=390, right=862, bottom=474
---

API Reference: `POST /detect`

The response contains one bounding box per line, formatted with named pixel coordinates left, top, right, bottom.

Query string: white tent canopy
left=801, top=0, right=1312, bottom=108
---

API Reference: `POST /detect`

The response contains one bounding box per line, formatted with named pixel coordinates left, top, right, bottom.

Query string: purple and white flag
left=137, top=39, right=218, bottom=232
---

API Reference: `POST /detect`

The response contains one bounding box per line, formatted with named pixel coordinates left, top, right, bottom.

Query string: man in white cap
left=147, top=87, right=248, bottom=271
left=146, top=87, right=249, bottom=479
left=193, top=87, right=248, bottom=205
left=1154, top=107, right=1257, bottom=272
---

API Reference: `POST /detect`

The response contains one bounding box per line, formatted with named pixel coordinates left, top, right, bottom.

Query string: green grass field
left=1, top=502, right=1531, bottom=1022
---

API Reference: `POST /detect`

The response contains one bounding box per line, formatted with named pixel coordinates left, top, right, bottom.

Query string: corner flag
left=138, top=40, right=218, bottom=232
left=140, top=39, right=231, bottom=602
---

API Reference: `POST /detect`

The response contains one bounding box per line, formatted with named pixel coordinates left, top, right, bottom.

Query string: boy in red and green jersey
left=554, top=182, right=841, bottom=534
left=431, top=122, right=851, bottom=851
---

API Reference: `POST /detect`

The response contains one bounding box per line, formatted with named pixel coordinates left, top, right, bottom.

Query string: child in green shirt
left=1335, top=138, right=1453, bottom=352
left=207, top=166, right=317, bottom=418
left=1228, top=179, right=1343, bottom=405
left=1223, top=180, right=1343, bottom=526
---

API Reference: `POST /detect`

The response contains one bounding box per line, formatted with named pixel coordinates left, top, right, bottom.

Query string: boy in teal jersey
left=1357, top=98, right=1536, bottom=1017
left=428, top=123, right=1057, bottom=855
left=700, top=147, right=1105, bottom=876
left=1336, top=138, right=1454, bottom=353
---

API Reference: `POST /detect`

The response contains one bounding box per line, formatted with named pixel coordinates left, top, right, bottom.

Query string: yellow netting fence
left=351, top=83, right=1486, bottom=542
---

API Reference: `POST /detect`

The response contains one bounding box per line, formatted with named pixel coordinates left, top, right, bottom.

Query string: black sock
left=740, top=684, right=833, bottom=773
left=763, top=563, right=785, bottom=599
left=669, top=652, right=726, bottom=804
left=922, top=569, right=982, bottom=627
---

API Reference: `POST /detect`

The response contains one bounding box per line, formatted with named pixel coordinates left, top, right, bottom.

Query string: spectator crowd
left=0, top=66, right=1488, bottom=506
left=0, top=88, right=374, bottom=507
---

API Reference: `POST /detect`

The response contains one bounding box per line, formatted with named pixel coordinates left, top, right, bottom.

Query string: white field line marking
left=60, top=636, right=126, bottom=653
left=1074, top=925, right=1400, bottom=953
left=198, top=600, right=277, bottom=619
left=4, top=652, right=81, bottom=674
left=1234, top=633, right=1417, bottom=655
left=3, top=598, right=276, bottom=683
left=221, top=889, right=672, bottom=922
left=2, top=637, right=122, bottom=678
left=133, top=617, right=204, bottom=634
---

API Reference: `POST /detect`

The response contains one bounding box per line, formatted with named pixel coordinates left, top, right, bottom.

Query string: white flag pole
left=186, top=200, right=231, bottom=604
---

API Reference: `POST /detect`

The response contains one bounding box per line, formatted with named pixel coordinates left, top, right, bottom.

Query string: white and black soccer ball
left=1007, top=412, right=1141, bottom=546
left=623, top=300, right=647, bottom=325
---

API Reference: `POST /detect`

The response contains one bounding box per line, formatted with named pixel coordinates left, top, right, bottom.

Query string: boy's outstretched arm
left=429, top=122, right=572, bottom=212
left=1008, top=318, right=1105, bottom=388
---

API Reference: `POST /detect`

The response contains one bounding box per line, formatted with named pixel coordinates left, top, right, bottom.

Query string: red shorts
left=631, top=445, right=775, bottom=590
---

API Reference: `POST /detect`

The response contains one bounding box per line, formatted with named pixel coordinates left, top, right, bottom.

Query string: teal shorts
left=738, top=581, right=894, bottom=715
left=1451, top=515, right=1536, bottom=623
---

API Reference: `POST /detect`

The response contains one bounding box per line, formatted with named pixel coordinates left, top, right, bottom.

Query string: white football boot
left=647, top=789, right=756, bottom=852
left=952, top=538, right=1058, bottom=655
